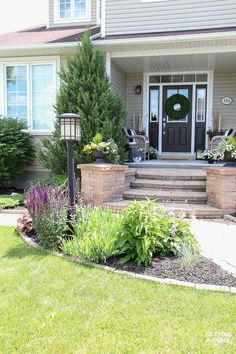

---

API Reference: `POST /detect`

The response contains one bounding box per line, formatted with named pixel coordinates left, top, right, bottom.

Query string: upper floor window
left=56, top=0, right=91, bottom=22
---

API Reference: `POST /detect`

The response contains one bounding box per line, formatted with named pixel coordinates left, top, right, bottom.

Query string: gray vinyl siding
left=48, top=0, right=98, bottom=28
left=105, top=0, right=236, bottom=36
left=126, top=74, right=143, bottom=127
left=111, top=63, right=127, bottom=105
left=213, top=73, right=236, bottom=130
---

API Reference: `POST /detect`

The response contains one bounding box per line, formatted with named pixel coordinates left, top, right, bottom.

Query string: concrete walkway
left=0, top=212, right=24, bottom=227
left=0, top=212, right=235, bottom=276
left=191, top=220, right=236, bottom=276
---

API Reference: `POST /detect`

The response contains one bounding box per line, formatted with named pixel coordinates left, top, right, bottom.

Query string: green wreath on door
left=165, top=94, right=191, bottom=120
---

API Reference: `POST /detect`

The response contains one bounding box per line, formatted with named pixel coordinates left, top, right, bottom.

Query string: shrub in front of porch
left=0, top=117, right=34, bottom=187
left=62, top=200, right=199, bottom=266
left=38, top=31, right=126, bottom=176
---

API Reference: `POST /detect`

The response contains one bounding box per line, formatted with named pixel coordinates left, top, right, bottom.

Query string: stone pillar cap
left=204, top=167, right=236, bottom=176
left=77, top=163, right=129, bottom=171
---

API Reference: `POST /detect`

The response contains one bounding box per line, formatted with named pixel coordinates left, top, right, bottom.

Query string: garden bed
left=22, top=229, right=236, bottom=288
left=107, top=255, right=236, bottom=287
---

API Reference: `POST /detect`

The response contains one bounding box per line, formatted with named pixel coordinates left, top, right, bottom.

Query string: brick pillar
left=77, top=164, right=128, bottom=204
left=205, top=167, right=236, bottom=213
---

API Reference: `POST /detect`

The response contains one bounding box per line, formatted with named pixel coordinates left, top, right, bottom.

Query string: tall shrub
left=0, top=118, right=34, bottom=187
left=38, top=31, right=126, bottom=175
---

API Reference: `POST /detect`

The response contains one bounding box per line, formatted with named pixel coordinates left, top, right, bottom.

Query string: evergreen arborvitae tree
left=38, top=31, right=126, bottom=175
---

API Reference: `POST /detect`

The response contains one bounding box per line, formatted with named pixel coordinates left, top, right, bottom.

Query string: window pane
left=149, top=75, right=160, bottom=84
left=184, top=74, right=195, bottom=82
left=6, top=65, right=27, bottom=123
left=150, top=89, right=159, bottom=122
left=161, top=75, right=172, bottom=83
left=60, top=0, right=71, bottom=18
left=196, top=88, right=206, bottom=122
left=173, top=75, right=183, bottom=83
left=75, top=0, right=86, bottom=17
left=32, top=65, right=55, bottom=130
left=196, top=74, right=208, bottom=82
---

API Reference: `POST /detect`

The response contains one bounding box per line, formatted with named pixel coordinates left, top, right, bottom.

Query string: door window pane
left=6, top=65, right=27, bottom=123
left=196, top=87, right=206, bottom=122
left=166, top=88, right=189, bottom=123
left=32, top=65, right=55, bottom=130
left=150, top=89, right=159, bottom=122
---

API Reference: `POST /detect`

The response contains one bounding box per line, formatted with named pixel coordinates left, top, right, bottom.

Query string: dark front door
left=162, top=86, right=192, bottom=153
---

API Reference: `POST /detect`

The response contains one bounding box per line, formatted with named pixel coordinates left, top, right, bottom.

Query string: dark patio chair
left=123, top=127, right=150, bottom=160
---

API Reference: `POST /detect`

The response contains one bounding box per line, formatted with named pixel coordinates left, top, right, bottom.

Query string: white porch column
left=106, top=51, right=111, bottom=81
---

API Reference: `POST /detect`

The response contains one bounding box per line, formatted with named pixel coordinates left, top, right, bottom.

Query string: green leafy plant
left=92, top=133, right=103, bottom=145
left=149, top=147, right=158, bottom=160
left=63, top=207, right=122, bottom=263
left=202, top=136, right=236, bottom=162
left=83, top=133, right=119, bottom=163
left=178, top=241, right=200, bottom=268
left=0, top=117, right=34, bottom=187
left=117, top=200, right=199, bottom=266
left=38, top=31, right=126, bottom=174
left=0, top=194, right=25, bottom=209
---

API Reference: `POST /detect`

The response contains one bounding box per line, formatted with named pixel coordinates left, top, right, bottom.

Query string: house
left=0, top=0, right=236, bottom=183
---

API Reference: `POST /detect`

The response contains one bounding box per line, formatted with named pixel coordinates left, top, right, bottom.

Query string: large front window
left=58, top=0, right=90, bottom=20
left=5, top=61, right=57, bottom=131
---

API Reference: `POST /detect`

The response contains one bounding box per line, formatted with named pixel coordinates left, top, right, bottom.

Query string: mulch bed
left=107, top=256, right=236, bottom=287
left=22, top=230, right=236, bottom=288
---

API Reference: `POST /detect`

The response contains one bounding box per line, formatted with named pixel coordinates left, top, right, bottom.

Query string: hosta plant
left=116, top=200, right=199, bottom=266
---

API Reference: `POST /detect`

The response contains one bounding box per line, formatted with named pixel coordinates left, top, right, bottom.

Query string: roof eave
left=94, top=30, right=236, bottom=46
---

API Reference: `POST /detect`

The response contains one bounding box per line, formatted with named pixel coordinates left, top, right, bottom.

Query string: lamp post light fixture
left=57, top=113, right=81, bottom=216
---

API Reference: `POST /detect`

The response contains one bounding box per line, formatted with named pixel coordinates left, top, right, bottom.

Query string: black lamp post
left=57, top=113, right=81, bottom=216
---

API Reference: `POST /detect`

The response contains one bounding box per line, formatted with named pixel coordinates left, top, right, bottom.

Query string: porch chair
left=123, top=127, right=150, bottom=160
left=210, top=128, right=236, bottom=149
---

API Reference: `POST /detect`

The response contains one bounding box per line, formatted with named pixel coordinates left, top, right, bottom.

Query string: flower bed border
left=18, top=230, right=236, bottom=294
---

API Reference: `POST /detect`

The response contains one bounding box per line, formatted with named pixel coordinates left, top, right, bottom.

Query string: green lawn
left=0, top=194, right=25, bottom=210
left=0, top=227, right=235, bottom=353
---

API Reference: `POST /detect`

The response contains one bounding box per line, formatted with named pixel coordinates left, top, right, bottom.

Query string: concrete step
left=136, top=169, right=206, bottom=181
left=131, top=179, right=206, bottom=192
left=123, top=189, right=206, bottom=204
left=104, top=200, right=225, bottom=219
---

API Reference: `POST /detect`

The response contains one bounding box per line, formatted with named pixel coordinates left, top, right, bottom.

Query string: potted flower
left=83, top=133, right=119, bottom=164
left=201, top=150, right=217, bottom=164
left=216, top=137, right=236, bottom=162
left=149, top=147, right=158, bottom=160
left=132, top=149, right=144, bottom=163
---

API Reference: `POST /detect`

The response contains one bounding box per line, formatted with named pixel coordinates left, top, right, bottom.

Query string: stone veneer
left=205, top=167, right=236, bottom=213
left=77, top=164, right=128, bottom=204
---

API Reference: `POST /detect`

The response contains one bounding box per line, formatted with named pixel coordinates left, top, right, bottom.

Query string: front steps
left=124, top=169, right=207, bottom=204
left=105, top=168, right=225, bottom=219
left=104, top=200, right=225, bottom=219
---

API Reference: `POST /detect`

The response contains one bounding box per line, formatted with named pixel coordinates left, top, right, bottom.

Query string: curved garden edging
left=18, top=230, right=236, bottom=294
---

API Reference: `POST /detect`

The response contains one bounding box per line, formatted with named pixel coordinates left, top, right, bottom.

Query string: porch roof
left=112, top=52, right=236, bottom=74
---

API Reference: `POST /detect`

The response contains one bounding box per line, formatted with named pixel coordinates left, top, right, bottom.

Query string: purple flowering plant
left=25, top=183, right=69, bottom=250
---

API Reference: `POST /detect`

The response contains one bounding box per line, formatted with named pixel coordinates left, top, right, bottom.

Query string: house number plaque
left=222, top=97, right=233, bottom=105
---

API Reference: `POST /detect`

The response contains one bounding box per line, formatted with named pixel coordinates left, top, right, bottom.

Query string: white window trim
left=54, top=0, right=91, bottom=24
left=0, top=56, right=60, bottom=135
